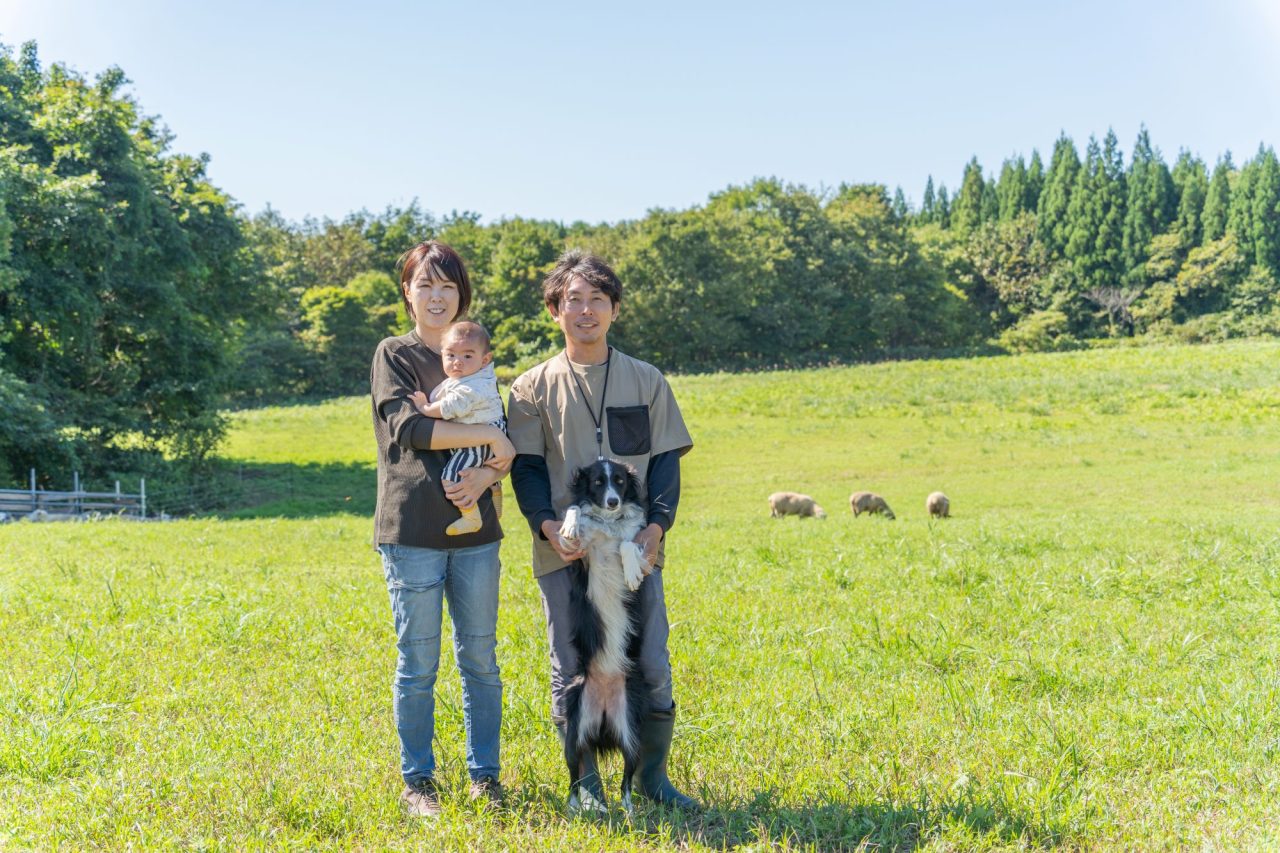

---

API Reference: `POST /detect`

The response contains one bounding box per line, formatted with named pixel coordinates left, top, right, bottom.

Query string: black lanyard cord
left=565, top=347, right=612, bottom=461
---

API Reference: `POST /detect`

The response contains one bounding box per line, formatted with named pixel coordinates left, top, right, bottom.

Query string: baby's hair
left=443, top=320, right=491, bottom=353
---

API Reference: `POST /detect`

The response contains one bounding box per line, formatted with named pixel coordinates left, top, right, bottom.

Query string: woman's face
left=406, top=271, right=461, bottom=331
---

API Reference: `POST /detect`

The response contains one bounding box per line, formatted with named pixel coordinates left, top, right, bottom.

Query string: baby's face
left=442, top=338, right=492, bottom=379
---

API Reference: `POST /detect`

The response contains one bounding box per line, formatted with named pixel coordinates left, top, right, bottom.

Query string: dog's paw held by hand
left=559, top=506, right=582, bottom=544
left=621, top=541, right=645, bottom=591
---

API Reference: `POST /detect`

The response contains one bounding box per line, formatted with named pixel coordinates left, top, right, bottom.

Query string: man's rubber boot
left=554, top=717, right=606, bottom=814
left=446, top=504, right=483, bottom=536
left=632, top=703, right=700, bottom=810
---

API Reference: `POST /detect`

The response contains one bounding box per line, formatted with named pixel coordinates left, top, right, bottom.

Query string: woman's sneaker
left=401, top=778, right=442, bottom=818
left=469, top=775, right=503, bottom=807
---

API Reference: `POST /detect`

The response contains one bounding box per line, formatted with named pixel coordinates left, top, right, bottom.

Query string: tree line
left=2, top=40, right=1278, bottom=485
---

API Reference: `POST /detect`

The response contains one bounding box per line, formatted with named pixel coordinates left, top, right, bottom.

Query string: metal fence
left=0, top=470, right=146, bottom=520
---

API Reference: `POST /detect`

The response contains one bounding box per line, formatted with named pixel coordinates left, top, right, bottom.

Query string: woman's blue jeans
left=379, top=541, right=502, bottom=786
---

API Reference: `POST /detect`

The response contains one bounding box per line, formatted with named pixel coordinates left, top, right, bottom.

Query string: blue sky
left=2, top=0, right=1277, bottom=224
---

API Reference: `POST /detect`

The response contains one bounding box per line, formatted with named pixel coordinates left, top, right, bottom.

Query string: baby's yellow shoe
left=446, top=504, right=483, bottom=536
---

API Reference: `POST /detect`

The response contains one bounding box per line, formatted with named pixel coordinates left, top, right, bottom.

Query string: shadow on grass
left=145, top=460, right=376, bottom=520
left=501, top=786, right=1074, bottom=850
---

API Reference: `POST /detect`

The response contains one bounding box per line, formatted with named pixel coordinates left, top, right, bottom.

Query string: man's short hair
left=444, top=320, right=491, bottom=352
left=542, top=250, right=622, bottom=312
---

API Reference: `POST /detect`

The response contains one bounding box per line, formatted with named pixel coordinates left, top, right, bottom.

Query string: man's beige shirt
left=507, top=348, right=693, bottom=577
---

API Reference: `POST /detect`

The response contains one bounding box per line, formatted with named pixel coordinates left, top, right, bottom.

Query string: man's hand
left=444, top=466, right=500, bottom=508
left=541, top=518, right=585, bottom=564
left=632, top=523, right=663, bottom=573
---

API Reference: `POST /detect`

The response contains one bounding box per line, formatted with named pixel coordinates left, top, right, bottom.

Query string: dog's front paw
left=559, top=507, right=581, bottom=545
left=621, top=541, right=645, bottom=591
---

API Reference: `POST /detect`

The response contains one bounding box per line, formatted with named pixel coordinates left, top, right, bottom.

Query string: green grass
left=3, top=339, right=1280, bottom=850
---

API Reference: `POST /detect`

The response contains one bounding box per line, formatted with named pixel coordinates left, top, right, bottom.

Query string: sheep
left=768, top=491, right=827, bottom=519
left=850, top=491, right=895, bottom=519
left=926, top=491, right=951, bottom=518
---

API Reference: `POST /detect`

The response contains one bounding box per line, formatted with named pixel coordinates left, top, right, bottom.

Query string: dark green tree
left=1037, top=133, right=1081, bottom=256
left=936, top=184, right=952, bottom=228
left=0, top=42, right=255, bottom=479
left=1201, top=154, right=1233, bottom=242
left=891, top=186, right=910, bottom=220
left=1170, top=151, right=1208, bottom=248
left=1247, top=146, right=1280, bottom=274
left=920, top=176, right=937, bottom=224
left=1065, top=131, right=1127, bottom=299
left=951, top=157, right=986, bottom=234
left=996, top=155, right=1029, bottom=221
left=1121, top=127, right=1176, bottom=278
left=1025, top=149, right=1045, bottom=213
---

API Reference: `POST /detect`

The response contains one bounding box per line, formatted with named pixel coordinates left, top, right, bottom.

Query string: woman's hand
left=485, top=428, right=516, bottom=472
left=444, top=466, right=500, bottom=509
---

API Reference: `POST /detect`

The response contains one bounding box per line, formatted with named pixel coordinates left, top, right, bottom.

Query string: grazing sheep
left=850, top=491, right=895, bottom=519
left=926, top=491, right=951, bottom=518
left=768, top=491, right=827, bottom=519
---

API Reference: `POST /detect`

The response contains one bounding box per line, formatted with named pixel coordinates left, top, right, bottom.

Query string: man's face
left=441, top=337, right=491, bottom=379
left=551, top=276, right=618, bottom=348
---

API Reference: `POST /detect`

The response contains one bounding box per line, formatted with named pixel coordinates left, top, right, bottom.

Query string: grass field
left=3, top=339, right=1280, bottom=850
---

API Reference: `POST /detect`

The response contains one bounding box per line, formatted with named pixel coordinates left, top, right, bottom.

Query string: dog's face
left=569, top=459, right=642, bottom=517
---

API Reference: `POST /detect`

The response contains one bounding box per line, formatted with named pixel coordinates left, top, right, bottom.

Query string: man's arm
left=511, top=454, right=557, bottom=538
left=645, top=450, right=681, bottom=533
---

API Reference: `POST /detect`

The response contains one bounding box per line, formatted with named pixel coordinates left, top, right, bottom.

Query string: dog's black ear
left=624, top=463, right=642, bottom=504
left=568, top=466, right=586, bottom=498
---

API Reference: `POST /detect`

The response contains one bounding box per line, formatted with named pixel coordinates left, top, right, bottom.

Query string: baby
left=409, top=321, right=506, bottom=535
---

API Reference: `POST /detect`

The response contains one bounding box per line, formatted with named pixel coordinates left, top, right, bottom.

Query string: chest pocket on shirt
left=607, top=405, right=651, bottom=456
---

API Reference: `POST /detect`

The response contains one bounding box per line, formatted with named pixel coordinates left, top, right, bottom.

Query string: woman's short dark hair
left=397, top=241, right=472, bottom=322
left=542, top=250, right=622, bottom=312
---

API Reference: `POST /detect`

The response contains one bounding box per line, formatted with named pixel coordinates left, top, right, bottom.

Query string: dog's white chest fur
left=560, top=502, right=646, bottom=677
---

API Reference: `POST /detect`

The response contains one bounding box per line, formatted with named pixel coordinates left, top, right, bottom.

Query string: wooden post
left=29, top=468, right=36, bottom=514
left=140, top=477, right=147, bottom=519
left=73, top=471, right=81, bottom=515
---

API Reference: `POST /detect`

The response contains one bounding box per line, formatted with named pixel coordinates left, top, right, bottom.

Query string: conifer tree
left=996, top=155, right=1029, bottom=221
left=1201, top=154, right=1233, bottom=241
left=1227, top=153, right=1257, bottom=260
left=921, top=176, right=937, bottom=224
left=1249, top=146, right=1280, bottom=274
left=1121, top=127, right=1176, bottom=277
left=981, top=176, right=999, bottom=223
left=937, top=184, right=951, bottom=228
left=952, top=157, right=985, bottom=234
left=1038, top=134, right=1081, bottom=256
left=1066, top=132, right=1127, bottom=290
left=892, top=186, right=910, bottom=220
left=1025, top=149, right=1045, bottom=213
left=1171, top=151, right=1208, bottom=248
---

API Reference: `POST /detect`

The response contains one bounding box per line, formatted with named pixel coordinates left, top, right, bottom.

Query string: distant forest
left=2, top=40, right=1278, bottom=483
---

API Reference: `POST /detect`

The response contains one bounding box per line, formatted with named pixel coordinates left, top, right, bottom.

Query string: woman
left=370, top=240, right=514, bottom=817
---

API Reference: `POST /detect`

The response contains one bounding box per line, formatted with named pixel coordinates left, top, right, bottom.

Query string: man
left=507, top=250, right=698, bottom=810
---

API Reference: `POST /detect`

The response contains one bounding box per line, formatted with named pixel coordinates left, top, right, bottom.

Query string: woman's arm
left=429, top=421, right=515, bottom=461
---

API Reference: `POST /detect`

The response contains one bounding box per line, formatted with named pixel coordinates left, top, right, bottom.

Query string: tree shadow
left=146, top=460, right=377, bottom=519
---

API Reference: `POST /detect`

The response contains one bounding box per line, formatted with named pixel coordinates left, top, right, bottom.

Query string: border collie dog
left=558, top=458, right=650, bottom=814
